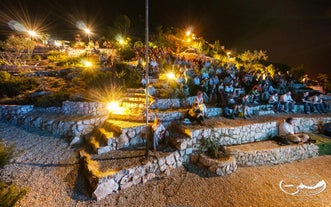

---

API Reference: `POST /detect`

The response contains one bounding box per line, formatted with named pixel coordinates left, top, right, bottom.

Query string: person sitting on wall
left=186, top=103, right=205, bottom=125
left=278, top=117, right=313, bottom=143
left=269, top=92, right=282, bottom=113
left=194, top=90, right=208, bottom=118
left=301, top=91, right=313, bottom=114
left=151, top=117, right=169, bottom=151
left=280, top=91, right=296, bottom=113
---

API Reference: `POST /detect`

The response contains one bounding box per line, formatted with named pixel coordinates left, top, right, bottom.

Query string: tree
left=290, top=65, right=306, bottom=80
left=114, top=15, right=131, bottom=37
left=316, top=73, right=329, bottom=92
left=238, top=50, right=268, bottom=71
left=0, top=35, right=36, bottom=65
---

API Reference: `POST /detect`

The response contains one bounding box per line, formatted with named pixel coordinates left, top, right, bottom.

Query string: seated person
left=278, top=117, right=310, bottom=143
left=249, top=88, right=261, bottom=104
left=151, top=118, right=169, bottom=151
left=269, top=92, right=282, bottom=113
left=301, top=91, right=313, bottom=114
left=280, top=91, right=296, bottom=113
left=225, top=94, right=241, bottom=119
left=186, top=103, right=205, bottom=125
left=240, top=94, right=252, bottom=118
left=194, top=90, right=208, bottom=118
left=311, top=93, right=327, bottom=113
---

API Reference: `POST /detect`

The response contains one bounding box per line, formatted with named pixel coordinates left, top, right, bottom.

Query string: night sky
left=1, top=0, right=331, bottom=78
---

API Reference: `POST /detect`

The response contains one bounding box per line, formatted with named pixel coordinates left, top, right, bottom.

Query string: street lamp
left=27, top=30, right=37, bottom=40
left=84, top=28, right=91, bottom=43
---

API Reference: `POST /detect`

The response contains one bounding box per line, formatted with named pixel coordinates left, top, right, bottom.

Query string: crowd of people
left=133, top=48, right=330, bottom=149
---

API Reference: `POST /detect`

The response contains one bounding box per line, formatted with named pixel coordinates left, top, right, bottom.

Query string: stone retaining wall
left=231, top=143, right=319, bottom=167
left=190, top=153, right=237, bottom=176
left=0, top=103, right=108, bottom=144
left=61, top=101, right=108, bottom=116
left=0, top=105, right=34, bottom=120
left=182, top=122, right=278, bottom=149
left=83, top=149, right=192, bottom=201
left=182, top=117, right=331, bottom=150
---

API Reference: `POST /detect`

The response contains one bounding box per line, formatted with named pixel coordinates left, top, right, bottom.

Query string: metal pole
left=145, top=0, right=150, bottom=159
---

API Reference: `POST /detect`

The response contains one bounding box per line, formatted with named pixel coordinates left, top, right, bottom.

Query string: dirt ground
left=1, top=122, right=331, bottom=207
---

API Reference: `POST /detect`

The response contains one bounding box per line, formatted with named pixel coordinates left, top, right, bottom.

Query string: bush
left=0, top=139, right=15, bottom=168
left=32, top=54, right=42, bottom=61
left=0, top=74, right=38, bottom=98
left=46, top=50, right=68, bottom=62
left=118, top=47, right=135, bottom=61
left=0, top=182, right=27, bottom=207
left=33, top=91, right=70, bottom=107
left=200, top=138, right=226, bottom=159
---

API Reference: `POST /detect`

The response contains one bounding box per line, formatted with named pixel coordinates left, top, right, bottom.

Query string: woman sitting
left=186, top=103, right=205, bottom=125
left=194, top=90, right=208, bottom=118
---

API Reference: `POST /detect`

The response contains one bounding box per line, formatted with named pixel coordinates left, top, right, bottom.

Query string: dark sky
left=1, top=0, right=331, bottom=77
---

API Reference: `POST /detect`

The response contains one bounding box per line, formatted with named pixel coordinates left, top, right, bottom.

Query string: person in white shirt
left=194, top=90, right=208, bottom=118
left=278, top=117, right=309, bottom=143
left=280, top=91, right=296, bottom=113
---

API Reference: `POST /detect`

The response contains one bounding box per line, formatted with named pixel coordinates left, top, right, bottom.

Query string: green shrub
left=56, top=56, right=81, bottom=67
left=79, top=63, right=141, bottom=89
left=47, top=50, right=68, bottom=62
left=200, top=138, right=226, bottom=159
left=0, top=139, right=15, bottom=168
left=0, top=75, right=38, bottom=98
left=0, top=71, right=11, bottom=81
left=118, top=47, right=135, bottom=61
left=34, top=91, right=70, bottom=107
left=32, top=55, right=42, bottom=61
left=0, top=182, right=27, bottom=207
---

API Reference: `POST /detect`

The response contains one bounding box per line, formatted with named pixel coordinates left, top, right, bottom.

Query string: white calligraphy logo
left=279, top=179, right=327, bottom=196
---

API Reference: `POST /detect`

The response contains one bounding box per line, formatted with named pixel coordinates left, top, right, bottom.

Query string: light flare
left=166, top=72, right=176, bottom=80
left=107, top=101, right=125, bottom=114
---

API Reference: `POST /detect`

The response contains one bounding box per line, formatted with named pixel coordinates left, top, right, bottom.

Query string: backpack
left=271, top=136, right=290, bottom=145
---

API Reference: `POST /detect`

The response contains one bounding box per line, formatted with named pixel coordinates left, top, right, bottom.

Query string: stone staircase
left=87, top=119, right=147, bottom=154
left=81, top=112, right=331, bottom=200
left=1, top=100, right=329, bottom=201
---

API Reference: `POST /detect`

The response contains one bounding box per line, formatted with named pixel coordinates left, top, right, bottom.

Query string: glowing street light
left=186, top=30, right=191, bottom=36
left=166, top=72, right=176, bottom=80
left=84, top=28, right=91, bottom=43
left=27, top=30, right=38, bottom=40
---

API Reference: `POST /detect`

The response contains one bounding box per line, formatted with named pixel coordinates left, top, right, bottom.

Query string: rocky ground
left=1, top=120, right=331, bottom=207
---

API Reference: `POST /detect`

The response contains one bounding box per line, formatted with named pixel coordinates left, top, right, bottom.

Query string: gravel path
left=1, top=122, right=331, bottom=207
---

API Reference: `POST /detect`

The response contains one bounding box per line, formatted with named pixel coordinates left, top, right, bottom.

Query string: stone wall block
left=92, top=178, right=119, bottom=201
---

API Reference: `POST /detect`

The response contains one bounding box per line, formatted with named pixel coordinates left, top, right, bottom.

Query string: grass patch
left=308, top=134, right=331, bottom=155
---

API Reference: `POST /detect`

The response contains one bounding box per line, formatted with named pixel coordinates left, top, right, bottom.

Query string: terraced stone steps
left=88, top=119, right=148, bottom=154
left=80, top=146, right=191, bottom=201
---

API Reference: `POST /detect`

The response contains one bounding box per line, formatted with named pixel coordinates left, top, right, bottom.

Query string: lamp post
left=84, top=28, right=91, bottom=45
left=227, top=51, right=231, bottom=63
left=145, top=0, right=150, bottom=159
left=27, top=30, right=37, bottom=40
